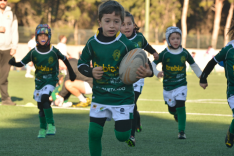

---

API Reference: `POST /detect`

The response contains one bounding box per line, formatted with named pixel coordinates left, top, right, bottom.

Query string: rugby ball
left=119, top=48, right=148, bottom=85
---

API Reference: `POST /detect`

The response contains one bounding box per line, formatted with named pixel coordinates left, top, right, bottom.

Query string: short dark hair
left=125, top=11, right=140, bottom=33
left=59, top=35, right=65, bottom=42
left=98, top=0, right=125, bottom=22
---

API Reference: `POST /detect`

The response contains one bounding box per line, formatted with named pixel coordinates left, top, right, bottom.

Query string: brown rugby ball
left=119, top=48, right=148, bottom=85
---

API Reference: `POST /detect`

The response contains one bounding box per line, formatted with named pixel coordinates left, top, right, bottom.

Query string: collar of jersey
left=94, top=29, right=122, bottom=45
left=166, top=47, right=183, bottom=55
left=128, top=32, right=137, bottom=41
left=35, top=45, right=53, bottom=54
left=226, top=40, right=234, bottom=47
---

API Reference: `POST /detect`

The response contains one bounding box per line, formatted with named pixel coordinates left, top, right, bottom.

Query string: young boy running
left=9, top=24, right=76, bottom=138
left=200, top=25, right=234, bottom=148
left=152, top=26, right=202, bottom=139
left=120, top=11, right=158, bottom=147
left=78, top=1, right=153, bottom=155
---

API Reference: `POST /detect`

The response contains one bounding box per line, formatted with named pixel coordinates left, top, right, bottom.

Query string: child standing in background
left=120, top=11, right=158, bottom=147
left=152, top=26, right=202, bottom=139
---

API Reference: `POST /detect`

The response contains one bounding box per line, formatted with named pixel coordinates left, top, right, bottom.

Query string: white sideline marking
left=13, top=104, right=232, bottom=117
left=139, top=98, right=228, bottom=104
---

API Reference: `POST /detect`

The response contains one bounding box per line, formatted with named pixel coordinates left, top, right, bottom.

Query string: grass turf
left=0, top=71, right=234, bottom=156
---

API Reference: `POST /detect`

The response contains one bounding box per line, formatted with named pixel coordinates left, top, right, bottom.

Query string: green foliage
left=7, top=0, right=20, bottom=2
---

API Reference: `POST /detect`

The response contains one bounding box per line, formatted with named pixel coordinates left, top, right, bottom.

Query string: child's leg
left=89, top=117, right=106, bottom=156
left=175, top=100, right=186, bottom=133
left=131, top=91, right=141, bottom=137
left=38, top=102, right=47, bottom=129
left=115, top=119, right=132, bottom=142
left=41, top=94, right=54, bottom=125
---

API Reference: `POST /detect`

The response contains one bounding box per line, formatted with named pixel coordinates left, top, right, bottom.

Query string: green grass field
left=1, top=71, right=234, bottom=156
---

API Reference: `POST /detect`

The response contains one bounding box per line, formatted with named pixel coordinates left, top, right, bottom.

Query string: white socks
left=78, top=94, right=87, bottom=102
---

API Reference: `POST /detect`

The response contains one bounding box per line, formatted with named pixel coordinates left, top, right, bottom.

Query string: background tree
left=211, top=0, right=224, bottom=49
left=181, top=0, right=189, bottom=48
left=224, top=0, right=234, bottom=46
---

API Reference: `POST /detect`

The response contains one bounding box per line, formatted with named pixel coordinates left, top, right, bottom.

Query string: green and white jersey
left=153, top=47, right=195, bottom=91
left=214, top=41, right=234, bottom=98
left=78, top=30, right=138, bottom=106
left=21, top=46, right=66, bottom=90
left=129, top=32, right=148, bottom=49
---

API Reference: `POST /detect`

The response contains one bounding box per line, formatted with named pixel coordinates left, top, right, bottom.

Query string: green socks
left=43, top=108, right=54, bottom=125
left=176, top=107, right=186, bottom=132
left=114, top=129, right=131, bottom=142
left=39, top=115, right=47, bottom=129
left=169, top=110, right=177, bottom=116
left=89, top=122, right=103, bottom=156
left=230, top=109, right=234, bottom=134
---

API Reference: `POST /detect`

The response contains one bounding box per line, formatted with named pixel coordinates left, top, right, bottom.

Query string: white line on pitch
left=138, top=99, right=227, bottom=104
left=14, top=104, right=232, bottom=117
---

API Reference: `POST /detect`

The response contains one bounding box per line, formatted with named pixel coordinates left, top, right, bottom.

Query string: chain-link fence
left=19, top=26, right=225, bottom=49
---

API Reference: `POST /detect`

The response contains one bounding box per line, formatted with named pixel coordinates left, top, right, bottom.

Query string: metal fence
left=19, top=26, right=225, bottom=49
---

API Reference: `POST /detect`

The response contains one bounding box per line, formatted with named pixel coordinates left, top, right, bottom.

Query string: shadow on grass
left=0, top=96, right=23, bottom=102
left=0, top=107, right=234, bottom=156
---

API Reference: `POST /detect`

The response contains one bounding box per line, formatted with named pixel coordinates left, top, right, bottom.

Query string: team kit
left=7, top=0, right=234, bottom=155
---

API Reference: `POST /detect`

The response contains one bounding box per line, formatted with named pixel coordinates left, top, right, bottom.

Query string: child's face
left=121, top=17, right=134, bottom=37
left=98, top=12, right=122, bottom=37
left=37, top=34, right=48, bottom=45
left=61, top=37, right=67, bottom=44
left=169, top=33, right=181, bottom=49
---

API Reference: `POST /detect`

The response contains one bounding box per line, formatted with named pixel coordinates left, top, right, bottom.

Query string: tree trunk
left=211, top=0, right=224, bottom=49
left=172, top=11, right=176, bottom=27
left=74, top=21, right=79, bottom=45
left=224, top=2, right=234, bottom=46
left=181, top=0, right=189, bottom=48
left=155, top=27, right=159, bottom=44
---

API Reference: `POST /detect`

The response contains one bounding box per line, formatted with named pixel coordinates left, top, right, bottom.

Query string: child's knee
left=114, top=129, right=131, bottom=142
left=89, top=122, right=103, bottom=140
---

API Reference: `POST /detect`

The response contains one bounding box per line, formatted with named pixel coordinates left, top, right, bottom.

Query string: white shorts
left=33, top=85, right=55, bottom=102
left=90, top=102, right=135, bottom=121
left=163, top=86, right=187, bottom=107
left=133, top=79, right=144, bottom=93
left=228, top=96, right=234, bottom=117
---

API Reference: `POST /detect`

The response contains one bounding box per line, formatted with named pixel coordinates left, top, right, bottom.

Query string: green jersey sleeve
left=78, top=42, right=92, bottom=66
left=153, top=51, right=163, bottom=64
left=142, top=35, right=148, bottom=49
left=214, top=47, right=227, bottom=62
left=55, top=49, right=66, bottom=60
left=21, top=51, right=32, bottom=65
left=186, top=51, right=195, bottom=64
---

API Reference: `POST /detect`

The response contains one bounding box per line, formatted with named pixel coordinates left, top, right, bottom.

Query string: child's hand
left=8, top=57, right=16, bottom=65
left=153, top=52, right=159, bottom=60
left=157, top=71, right=164, bottom=78
left=200, top=83, right=208, bottom=89
left=49, top=96, right=53, bottom=101
left=136, top=63, right=152, bottom=79
left=92, top=67, right=104, bottom=79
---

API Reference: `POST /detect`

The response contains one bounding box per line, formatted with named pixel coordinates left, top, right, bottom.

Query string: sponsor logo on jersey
left=167, top=58, right=170, bottom=62
left=48, top=56, right=54, bottom=64
left=112, top=50, right=121, bottom=61
left=93, top=62, right=119, bottom=72
left=181, top=56, right=186, bottom=63
left=138, top=41, right=142, bottom=48
left=166, top=65, right=184, bottom=71
left=35, top=64, right=53, bottom=71
left=34, top=57, right=37, bottom=62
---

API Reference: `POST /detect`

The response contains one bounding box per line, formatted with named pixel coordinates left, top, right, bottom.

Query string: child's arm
left=62, top=59, right=76, bottom=81
left=9, top=57, right=24, bottom=67
left=136, top=59, right=153, bottom=79
left=190, top=63, right=202, bottom=78
left=199, top=58, right=217, bottom=89
left=151, top=61, right=163, bottom=78
left=144, top=44, right=159, bottom=60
